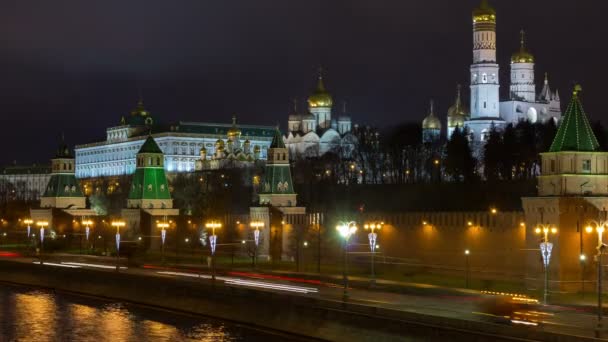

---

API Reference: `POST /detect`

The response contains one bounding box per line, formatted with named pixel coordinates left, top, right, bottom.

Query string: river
left=0, top=283, right=302, bottom=341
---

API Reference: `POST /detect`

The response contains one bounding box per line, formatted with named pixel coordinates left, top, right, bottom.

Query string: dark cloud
left=0, top=0, right=605, bottom=164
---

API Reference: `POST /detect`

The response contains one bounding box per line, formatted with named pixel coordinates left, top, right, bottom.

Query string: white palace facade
left=74, top=100, right=275, bottom=178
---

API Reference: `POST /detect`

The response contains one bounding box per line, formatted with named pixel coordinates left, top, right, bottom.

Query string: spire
left=138, top=135, right=163, bottom=154
left=316, top=66, right=326, bottom=92
left=343, top=101, right=347, bottom=114
left=293, top=98, right=298, bottom=113
left=270, top=126, right=286, bottom=148
left=520, top=29, right=526, bottom=51
left=429, top=99, right=435, bottom=116
left=549, top=85, right=599, bottom=152
left=539, top=72, right=551, bottom=101
left=232, top=114, right=237, bottom=126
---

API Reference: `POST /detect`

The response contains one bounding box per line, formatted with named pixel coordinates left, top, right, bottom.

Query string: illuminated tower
left=40, top=137, right=86, bottom=209
left=307, top=70, right=333, bottom=130
left=510, top=30, right=536, bottom=102
left=470, top=0, right=499, bottom=119
left=422, top=100, right=441, bottom=144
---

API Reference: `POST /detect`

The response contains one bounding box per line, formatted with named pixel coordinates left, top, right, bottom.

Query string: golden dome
left=472, top=0, right=496, bottom=23
left=254, top=145, right=261, bottom=152
left=422, top=100, right=441, bottom=130
left=215, top=139, right=225, bottom=149
left=511, top=30, right=534, bottom=64
left=307, top=73, right=333, bottom=108
left=227, top=115, right=241, bottom=137
left=447, top=85, right=470, bottom=128
left=200, top=146, right=207, bottom=153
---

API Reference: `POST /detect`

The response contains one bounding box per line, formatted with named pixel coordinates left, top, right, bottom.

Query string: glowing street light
left=157, top=221, right=170, bottom=264
left=336, top=221, right=357, bottom=300
left=82, top=219, right=93, bottom=241
left=535, top=219, right=557, bottom=305
left=586, top=210, right=608, bottom=337
left=36, top=220, right=49, bottom=265
left=364, top=221, right=383, bottom=285
left=250, top=220, right=264, bottom=269
left=464, top=249, right=471, bottom=288
left=23, top=219, right=33, bottom=238
left=205, top=220, right=222, bottom=282
left=111, top=220, right=126, bottom=272
left=81, top=219, right=94, bottom=254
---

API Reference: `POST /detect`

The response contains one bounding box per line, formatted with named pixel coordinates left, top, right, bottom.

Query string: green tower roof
left=138, top=135, right=163, bottom=154
left=270, top=127, right=285, bottom=148
left=43, top=174, right=85, bottom=198
left=549, top=85, right=599, bottom=152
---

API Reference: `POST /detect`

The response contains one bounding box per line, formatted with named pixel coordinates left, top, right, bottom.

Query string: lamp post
left=111, top=220, right=126, bottom=272
left=23, top=219, right=33, bottom=240
left=250, top=220, right=264, bottom=269
left=586, top=212, right=608, bottom=338
left=336, top=221, right=357, bottom=300
left=535, top=222, right=558, bottom=305
left=81, top=219, right=93, bottom=254
left=465, top=249, right=471, bottom=288
left=36, top=221, right=48, bottom=265
left=205, top=221, right=222, bottom=282
left=157, top=221, right=169, bottom=264
left=364, top=221, right=383, bottom=285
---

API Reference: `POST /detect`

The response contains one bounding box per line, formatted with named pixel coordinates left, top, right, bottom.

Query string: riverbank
left=0, top=259, right=600, bottom=342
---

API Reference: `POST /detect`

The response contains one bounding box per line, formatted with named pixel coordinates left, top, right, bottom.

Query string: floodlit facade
left=74, top=100, right=275, bottom=178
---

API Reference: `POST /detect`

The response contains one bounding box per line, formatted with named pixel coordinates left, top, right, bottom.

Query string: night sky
left=0, top=0, right=605, bottom=165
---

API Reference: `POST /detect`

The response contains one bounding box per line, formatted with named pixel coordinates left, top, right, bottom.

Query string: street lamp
left=535, top=223, right=558, bottom=305
left=81, top=219, right=93, bottom=254
left=586, top=212, right=608, bottom=338
left=23, top=219, right=33, bottom=239
left=336, top=221, right=357, bottom=300
left=364, top=221, right=383, bottom=285
left=36, top=220, right=48, bottom=265
left=465, top=249, right=471, bottom=288
left=157, top=221, right=170, bottom=264
left=205, top=220, right=222, bottom=282
left=111, top=220, right=126, bottom=272
left=82, top=219, right=93, bottom=241
left=250, top=220, right=264, bottom=269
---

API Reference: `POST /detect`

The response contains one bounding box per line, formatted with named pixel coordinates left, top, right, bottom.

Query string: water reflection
left=0, top=285, right=289, bottom=341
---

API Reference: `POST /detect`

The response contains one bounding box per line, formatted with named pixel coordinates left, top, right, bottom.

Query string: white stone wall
left=510, top=62, right=535, bottom=102
left=75, top=134, right=271, bottom=178
left=470, top=63, right=500, bottom=119
left=539, top=152, right=608, bottom=196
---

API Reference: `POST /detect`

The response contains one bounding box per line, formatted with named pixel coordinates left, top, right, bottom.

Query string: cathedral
left=284, top=72, right=357, bottom=159
left=422, top=0, right=562, bottom=144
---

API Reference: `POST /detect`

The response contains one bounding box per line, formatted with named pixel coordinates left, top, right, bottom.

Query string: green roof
left=175, top=121, right=275, bottom=138
left=43, top=174, right=85, bottom=198
left=549, top=86, right=599, bottom=152
left=260, top=165, right=294, bottom=194
left=1, top=164, right=51, bottom=175
left=128, top=167, right=172, bottom=200
left=270, top=127, right=285, bottom=148
left=138, top=136, right=163, bottom=154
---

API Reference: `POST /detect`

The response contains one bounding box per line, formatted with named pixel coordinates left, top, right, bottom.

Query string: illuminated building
left=74, top=100, right=275, bottom=178
left=284, top=72, right=357, bottom=158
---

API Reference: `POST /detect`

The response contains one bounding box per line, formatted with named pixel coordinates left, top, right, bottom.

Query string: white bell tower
left=470, top=0, right=500, bottom=119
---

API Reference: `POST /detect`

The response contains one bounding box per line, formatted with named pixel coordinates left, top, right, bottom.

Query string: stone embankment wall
left=0, top=260, right=593, bottom=342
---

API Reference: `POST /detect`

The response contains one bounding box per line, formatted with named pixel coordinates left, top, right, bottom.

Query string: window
left=483, top=102, right=487, bottom=109
left=550, top=159, right=556, bottom=172
left=482, top=74, right=488, bottom=83
left=583, top=160, right=591, bottom=172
